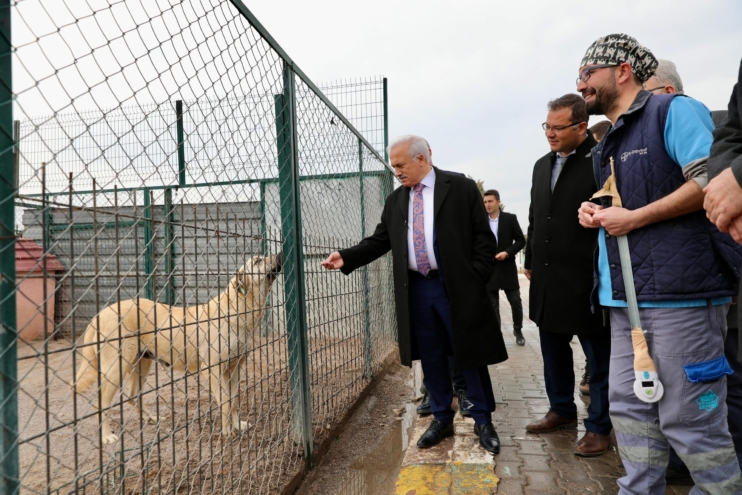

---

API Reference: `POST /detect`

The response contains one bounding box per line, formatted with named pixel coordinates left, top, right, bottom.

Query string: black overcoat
left=708, top=58, right=742, bottom=183
left=524, top=134, right=606, bottom=336
left=339, top=167, right=508, bottom=370
left=487, top=211, right=526, bottom=291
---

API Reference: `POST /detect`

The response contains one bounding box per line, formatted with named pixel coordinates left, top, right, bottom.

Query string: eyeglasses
left=576, top=64, right=619, bottom=86
left=643, top=85, right=665, bottom=94
left=542, top=122, right=582, bottom=132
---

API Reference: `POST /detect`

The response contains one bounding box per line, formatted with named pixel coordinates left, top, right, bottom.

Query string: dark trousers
left=490, top=288, right=523, bottom=331
left=539, top=328, right=612, bottom=435
left=409, top=271, right=496, bottom=425
left=420, top=356, right=467, bottom=395
left=727, top=328, right=742, bottom=467
left=668, top=327, right=742, bottom=470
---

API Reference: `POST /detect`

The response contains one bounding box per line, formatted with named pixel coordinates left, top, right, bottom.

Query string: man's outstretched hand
left=321, top=251, right=345, bottom=270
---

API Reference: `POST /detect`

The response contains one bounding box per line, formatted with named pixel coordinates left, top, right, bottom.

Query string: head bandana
left=580, top=34, right=658, bottom=83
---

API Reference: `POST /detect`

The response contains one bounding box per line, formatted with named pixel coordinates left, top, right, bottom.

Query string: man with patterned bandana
left=577, top=34, right=742, bottom=494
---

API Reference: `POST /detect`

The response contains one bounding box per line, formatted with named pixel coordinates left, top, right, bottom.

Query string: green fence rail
left=0, top=1, right=397, bottom=494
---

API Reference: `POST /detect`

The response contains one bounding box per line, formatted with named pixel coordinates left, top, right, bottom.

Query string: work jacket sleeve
left=338, top=201, right=392, bottom=275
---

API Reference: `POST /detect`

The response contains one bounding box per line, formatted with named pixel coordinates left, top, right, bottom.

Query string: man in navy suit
left=321, top=135, right=508, bottom=453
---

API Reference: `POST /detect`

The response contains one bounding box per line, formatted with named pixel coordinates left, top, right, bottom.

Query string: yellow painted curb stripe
left=395, top=462, right=499, bottom=495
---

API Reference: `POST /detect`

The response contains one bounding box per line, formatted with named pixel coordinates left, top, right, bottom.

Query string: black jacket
left=338, top=167, right=508, bottom=370
left=487, top=211, right=525, bottom=291
left=708, top=58, right=742, bottom=357
left=525, top=133, right=606, bottom=335
left=709, top=59, right=742, bottom=184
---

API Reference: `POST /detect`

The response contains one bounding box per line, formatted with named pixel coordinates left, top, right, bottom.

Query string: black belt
left=410, top=269, right=439, bottom=279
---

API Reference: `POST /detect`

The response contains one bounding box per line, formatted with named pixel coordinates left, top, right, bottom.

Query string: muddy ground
left=294, top=360, right=417, bottom=495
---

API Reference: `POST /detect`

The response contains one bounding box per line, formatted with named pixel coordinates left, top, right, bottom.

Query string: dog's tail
left=72, top=324, right=99, bottom=394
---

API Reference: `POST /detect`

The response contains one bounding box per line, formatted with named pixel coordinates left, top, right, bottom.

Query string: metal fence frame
left=0, top=1, right=397, bottom=493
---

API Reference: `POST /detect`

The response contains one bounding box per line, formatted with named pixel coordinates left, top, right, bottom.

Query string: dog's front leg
left=99, top=380, right=120, bottom=445
left=210, top=369, right=233, bottom=438
left=228, top=364, right=248, bottom=432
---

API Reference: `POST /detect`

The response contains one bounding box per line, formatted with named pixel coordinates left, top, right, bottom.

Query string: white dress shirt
left=488, top=213, right=500, bottom=242
left=407, top=168, right=439, bottom=271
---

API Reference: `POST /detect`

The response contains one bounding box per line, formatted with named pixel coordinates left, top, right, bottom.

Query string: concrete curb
left=394, top=409, right=499, bottom=494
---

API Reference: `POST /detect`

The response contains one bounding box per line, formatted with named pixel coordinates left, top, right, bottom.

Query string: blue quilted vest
left=593, top=91, right=741, bottom=302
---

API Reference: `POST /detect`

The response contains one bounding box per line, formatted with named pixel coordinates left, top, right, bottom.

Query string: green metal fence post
left=12, top=120, right=17, bottom=193
left=381, top=78, right=394, bottom=211
left=143, top=188, right=154, bottom=300
left=176, top=100, right=186, bottom=188
left=0, top=1, right=18, bottom=492
left=163, top=188, right=175, bottom=305
left=359, top=138, right=372, bottom=378
left=382, top=77, right=389, bottom=163
left=380, top=78, right=396, bottom=344
left=275, top=62, right=313, bottom=469
left=259, top=181, right=267, bottom=256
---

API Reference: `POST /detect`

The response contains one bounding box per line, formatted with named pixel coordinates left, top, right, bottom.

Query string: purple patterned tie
left=412, top=183, right=431, bottom=276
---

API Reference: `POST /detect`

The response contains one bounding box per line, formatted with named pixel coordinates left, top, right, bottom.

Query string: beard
left=584, top=73, right=619, bottom=116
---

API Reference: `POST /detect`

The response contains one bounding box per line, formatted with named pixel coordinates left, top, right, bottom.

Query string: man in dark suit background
left=484, top=189, right=526, bottom=346
left=524, top=94, right=612, bottom=457
left=321, top=135, right=508, bottom=454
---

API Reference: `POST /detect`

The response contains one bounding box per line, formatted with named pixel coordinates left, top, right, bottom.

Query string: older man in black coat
left=321, top=135, right=507, bottom=454
left=524, top=94, right=612, bottom=457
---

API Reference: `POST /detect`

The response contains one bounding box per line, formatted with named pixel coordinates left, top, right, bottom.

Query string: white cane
left=592, top=157, right=664, bottom=403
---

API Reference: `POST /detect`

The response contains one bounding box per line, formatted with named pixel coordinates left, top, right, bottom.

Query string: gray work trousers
left=609, top=305, right=742, bottom=495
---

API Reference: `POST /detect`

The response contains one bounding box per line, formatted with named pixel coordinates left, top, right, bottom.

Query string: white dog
left=73, top=254, right=282, bottom=444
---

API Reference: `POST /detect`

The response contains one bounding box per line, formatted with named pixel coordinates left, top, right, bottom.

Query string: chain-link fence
left=0, top=1, right=398, bottom=494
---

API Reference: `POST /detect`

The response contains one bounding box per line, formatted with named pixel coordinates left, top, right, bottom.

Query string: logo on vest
left=621, top=148, right=648, bottom=162
left=697, top=390, right=719, bottom=412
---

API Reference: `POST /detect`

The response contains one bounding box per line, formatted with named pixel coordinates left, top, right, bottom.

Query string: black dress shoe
left=417, top=390, right=432, bottom=415
left=474, top=422, right=500, bottom=454
left=456, top=389, right=473, bottom=417
left=417, top=420, right=454, bottom=449
left=514, top=329, right=525, bottom=346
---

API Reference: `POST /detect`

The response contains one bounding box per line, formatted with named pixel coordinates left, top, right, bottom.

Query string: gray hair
left=652, top=59, right=684, bottom=94
left=387, top=135, right=431, bottom=163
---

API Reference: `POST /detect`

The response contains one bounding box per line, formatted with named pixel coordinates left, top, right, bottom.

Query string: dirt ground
left=294, top=360, right=416, bottom=495
left=15, top=334, right=386, bottom=495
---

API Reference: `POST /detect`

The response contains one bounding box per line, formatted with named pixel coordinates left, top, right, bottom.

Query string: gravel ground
left=15, top=335, right=385, bottom=495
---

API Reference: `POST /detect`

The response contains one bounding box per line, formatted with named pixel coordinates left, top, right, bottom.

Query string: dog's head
left=232, top=253, right=283, bottom=297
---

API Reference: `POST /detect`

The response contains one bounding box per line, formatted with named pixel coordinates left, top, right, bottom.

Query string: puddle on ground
left=329, top=401, right=417, bottom=495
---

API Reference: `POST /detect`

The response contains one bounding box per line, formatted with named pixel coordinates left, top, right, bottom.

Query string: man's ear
left=617, top=63, right=635, bottom=86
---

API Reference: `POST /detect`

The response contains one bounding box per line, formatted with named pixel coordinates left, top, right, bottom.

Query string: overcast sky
left=249, top=0, right=742, bottom=224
